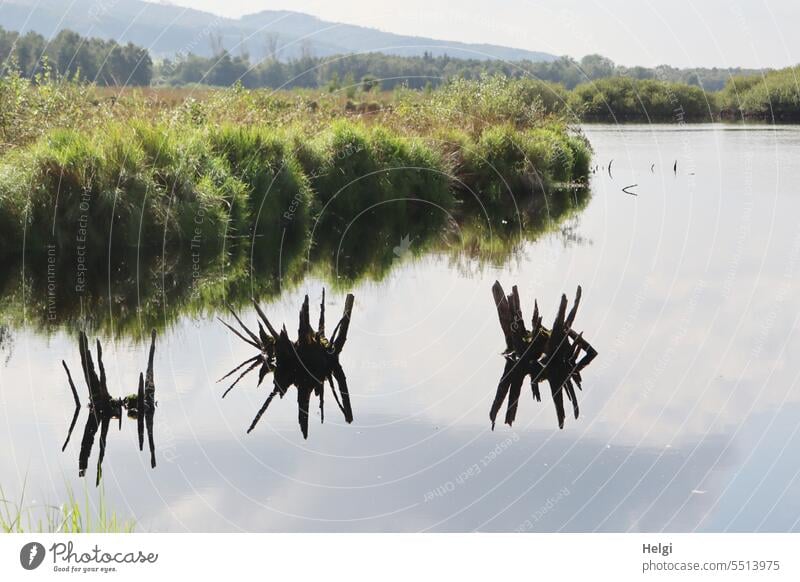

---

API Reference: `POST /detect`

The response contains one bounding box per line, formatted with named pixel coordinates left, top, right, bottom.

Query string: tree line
left=155, top=50, right=761, bottom=93
left=0, top=27, right=152, bottom=86
left=2, top=26, right=764, bottom=93
left=3, top=26, right=796, bottom=122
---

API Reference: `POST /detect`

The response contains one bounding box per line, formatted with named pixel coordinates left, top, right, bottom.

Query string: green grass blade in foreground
left=0, top=483, right=135, bottom=533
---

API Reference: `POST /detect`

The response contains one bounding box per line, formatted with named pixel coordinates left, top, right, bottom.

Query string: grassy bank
left=0, top=118, right=588, bottom=251
left=0, top=76, right=591, bottom=260
left=0, top=76, right=592, bottom=338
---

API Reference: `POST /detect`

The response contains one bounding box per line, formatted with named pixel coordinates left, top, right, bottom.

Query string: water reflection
left=220, top=291, right=356, bottom=439
left=217, top=302, right=278, bottom=397
left=4, top=126, right=800, bottom=532
left=61, top=331, right=158, bottom=485
left=490, top=282, right=598, bottom=430
left=0, top=188, right=590, bottom=340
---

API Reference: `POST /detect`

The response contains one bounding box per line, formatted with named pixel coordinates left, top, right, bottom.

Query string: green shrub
left=569, top=77, right=713, bottom=122
left=720, top=67, right=800, bottom=120
left=427, top=75, right=568, bottom=133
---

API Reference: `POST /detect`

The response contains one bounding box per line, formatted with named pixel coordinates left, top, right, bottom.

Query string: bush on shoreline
left=719, top=67, right=800, bottom=121
left=568, top=77, right=714, bottom=122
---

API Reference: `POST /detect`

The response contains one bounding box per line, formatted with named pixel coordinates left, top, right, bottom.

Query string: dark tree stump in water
left=490, top=281, right=597, bottom=430
left=221, top=290, right=355, bottom=439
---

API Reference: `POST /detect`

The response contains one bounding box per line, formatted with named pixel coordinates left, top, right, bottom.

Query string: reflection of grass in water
left=1, top=482, right=135, bottom=533
left=309, top=200, right=452, bottom=285
left=0, top=245, right=310, bottom=340
left=312, top=187, right=591, bottom=288
left=0, top=186, right=591, bottom=339
left=438, top=186, right=591, bottom=274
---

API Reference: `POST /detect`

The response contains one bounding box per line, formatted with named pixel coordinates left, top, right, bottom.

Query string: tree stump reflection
left=61, top=330, right=157, bottom=485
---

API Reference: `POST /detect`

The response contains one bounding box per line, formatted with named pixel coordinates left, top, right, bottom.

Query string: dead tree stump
left=490, top=281, right=597, bottom=429
left=220, top=290, right=355, bottom=439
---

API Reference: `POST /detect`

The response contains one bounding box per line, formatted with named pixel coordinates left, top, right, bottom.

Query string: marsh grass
left=0, top=77, right=593, bottom=336
left=1, top=481, right=135, bottom=533
left=0, top=111, right=589, bottom=258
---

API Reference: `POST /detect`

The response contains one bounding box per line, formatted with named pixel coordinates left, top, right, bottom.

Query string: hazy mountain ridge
left=0, top=0, right=557, bottom=62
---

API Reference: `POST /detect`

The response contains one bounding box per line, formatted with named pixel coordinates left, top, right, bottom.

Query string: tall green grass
left=208, top=124, right=311, bottom=271
left=456, top=124, right=590, bottom=207
left=0, top=116, right=590, bottom=259
left=1, top=483, right=135, bottom=533
left=0, top=79, right=593, bottom=336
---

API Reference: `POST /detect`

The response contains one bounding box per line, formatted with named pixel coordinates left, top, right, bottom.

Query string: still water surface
left=2, top=124, right=800, bottom=531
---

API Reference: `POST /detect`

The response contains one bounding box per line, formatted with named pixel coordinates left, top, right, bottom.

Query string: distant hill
left=0, top=0, right=557, bottom=63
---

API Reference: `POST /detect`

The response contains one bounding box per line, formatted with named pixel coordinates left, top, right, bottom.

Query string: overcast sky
left=159, top=0, right=798, bottom=68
